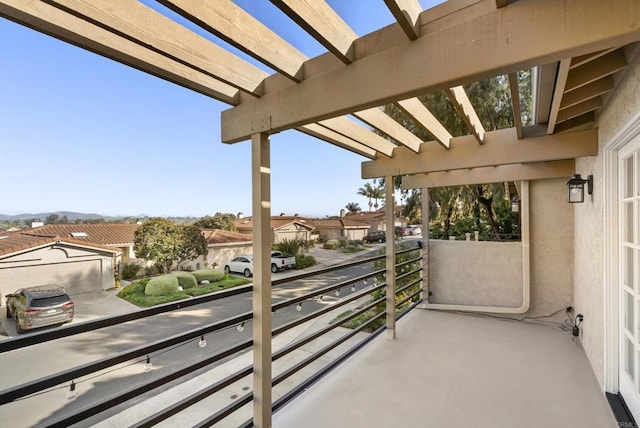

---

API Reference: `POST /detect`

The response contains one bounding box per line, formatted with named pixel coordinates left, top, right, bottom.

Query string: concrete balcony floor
left=274, top=309, right=616, bottom=428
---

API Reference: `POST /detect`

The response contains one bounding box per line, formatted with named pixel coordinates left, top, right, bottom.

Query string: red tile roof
left=22, top=223, right=139, bottom=246
left=235, top=216, right=314, bottom=231
left=202, top=229, right=253, bottom=245
left=0, top=232, right=120, bottom=258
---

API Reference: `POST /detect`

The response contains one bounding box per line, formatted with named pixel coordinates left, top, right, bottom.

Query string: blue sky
left=0, top=1, right=440, bottom=218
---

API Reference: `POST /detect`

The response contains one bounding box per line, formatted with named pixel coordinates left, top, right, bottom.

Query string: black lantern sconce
left=511, top=198, right=520, bottom=212
left=566, top=174, right=593, bottom=203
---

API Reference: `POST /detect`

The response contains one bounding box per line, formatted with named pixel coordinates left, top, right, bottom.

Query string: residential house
left=235, top=216, right=315, bottom=244
left=343, top=209, right=406, bottom=232
left=0, top=232, right=121, bottom=298
left=181, top=229, right=253, bottom=270
left=22, top=223, right=139, bottom=261
left=309, top=217, right=370, bottom=241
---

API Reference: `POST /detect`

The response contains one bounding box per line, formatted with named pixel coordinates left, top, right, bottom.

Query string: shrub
left=144, top=275, right=179, bottom=296
left=172, top=271, right=198, bottom=289
left=121, top=263, right=142, bottom=280
left=295, top=254, right=316, bottom=269
left=193, top=269, right=225, bottom=283
left=274, top=238, right=306, bottom=256
left=118, top=279, right=149, bottom=299
left=323, top=239, right=339, bottom=250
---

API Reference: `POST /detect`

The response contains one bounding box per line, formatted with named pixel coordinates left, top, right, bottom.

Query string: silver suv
left=5, top=285, right=74, bottom=333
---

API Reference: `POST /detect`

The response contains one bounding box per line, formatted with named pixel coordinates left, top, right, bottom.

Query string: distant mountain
left=0, top=211, right=117, bottom=222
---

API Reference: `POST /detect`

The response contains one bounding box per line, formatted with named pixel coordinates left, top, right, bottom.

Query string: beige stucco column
left=421, top=187, right=429, bottom=303
left=385, top=176, right=396, bottom=339
left=252, top=132, right=272, bottom=428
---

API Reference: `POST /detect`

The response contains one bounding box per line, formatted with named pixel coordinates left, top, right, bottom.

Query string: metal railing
left=0, top=247, right=423, bottom=427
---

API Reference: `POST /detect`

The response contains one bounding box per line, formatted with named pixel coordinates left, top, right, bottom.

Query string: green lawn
left=117, top=276, right=251, bottom=307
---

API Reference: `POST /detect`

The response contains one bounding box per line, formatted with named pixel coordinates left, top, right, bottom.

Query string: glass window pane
left=627, top=246, right=635, bottom=289
left=627, top=291, right=635, bottom=334
left=625, top=156, right=634, bottom=198
left=627, top=337, right=636, bottom=382
left=624, top=202, right=634, bottom=243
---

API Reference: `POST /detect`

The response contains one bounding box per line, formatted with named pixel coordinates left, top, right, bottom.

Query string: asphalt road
left=0, top=247, right=399, bottom=427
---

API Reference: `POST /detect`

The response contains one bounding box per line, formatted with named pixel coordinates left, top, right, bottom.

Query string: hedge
left=193, top=268, right=225, bottom=283
left=172, top=271, right=198, bottom=289
left=144, top=274, right=180, bottom=296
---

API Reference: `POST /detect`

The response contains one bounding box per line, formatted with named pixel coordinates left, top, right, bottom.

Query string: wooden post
left=251, top=132, right=272, bottom=428
left=385, top=176, right=396, bottom=339
left=421, top=187, right=429, bottom=303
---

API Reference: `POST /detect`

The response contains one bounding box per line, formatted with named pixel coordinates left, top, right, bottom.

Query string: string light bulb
left=66, top=381, right=78, bottom=401
left=296, top=302, right=302, bottom=311
left=334, top=289, right=340, bottom=297
left=143, top=355, right=153, bottom=372
left=351, top=284, right=356, bottom=292
left=363, top=278, right=368, bottom=285
left=237, top=321, right=245, bottom=332
left=198, top=336, right=207, bottom=348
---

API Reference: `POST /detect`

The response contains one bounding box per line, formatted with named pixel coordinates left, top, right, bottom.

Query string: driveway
left=0, top=289, right=138, bottom=339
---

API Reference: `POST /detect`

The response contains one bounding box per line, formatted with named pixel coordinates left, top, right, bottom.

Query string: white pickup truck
left=269, top=251, right=297, bottom=272
left=224, top=252, right=297, bottom=277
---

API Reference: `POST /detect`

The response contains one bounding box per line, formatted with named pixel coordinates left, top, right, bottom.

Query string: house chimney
left=340, top=209, right=345, bottom=218
left=31, top=221, right=44, bottom=228
left=237, top=212, right=244, bottom=219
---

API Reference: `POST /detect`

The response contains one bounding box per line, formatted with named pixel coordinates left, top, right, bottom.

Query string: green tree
left=193, top=212, right=237, bottom=231
left=134, top=218, right=207, bottom=273
left=345, top=202, right=361, bottom=213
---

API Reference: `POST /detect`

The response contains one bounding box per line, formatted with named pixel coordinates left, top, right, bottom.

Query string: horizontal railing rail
left=1, top=247, right=422, bottom=427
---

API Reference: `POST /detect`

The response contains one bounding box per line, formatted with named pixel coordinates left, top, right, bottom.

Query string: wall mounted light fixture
left=566, top=174, right=593, bottom=203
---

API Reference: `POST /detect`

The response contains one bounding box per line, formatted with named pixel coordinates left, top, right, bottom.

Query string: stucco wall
left=573, top=51, right=640, bottom=389
left=428, top=178, right=573, bottom=316
left=0, top=244, right=116, bottom=297
left=183, top=243, right=253, bottom=269
left=429, top=240, right=523, bottom=307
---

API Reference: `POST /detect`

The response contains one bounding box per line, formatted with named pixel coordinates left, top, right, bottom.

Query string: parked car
left=224, top=255, right=254, bottom=277
left=5, top=285, right=74, bottom=334
left=363, top=231, right=386, bottom=243
left=224, top=252, right=297, bottom=277
left=407, top=225, right=422, bottom=235
left=395, top=227, right=410, bottom=237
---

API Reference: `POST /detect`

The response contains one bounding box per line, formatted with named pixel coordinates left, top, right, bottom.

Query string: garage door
left=0, top=259, right=102, bottom=296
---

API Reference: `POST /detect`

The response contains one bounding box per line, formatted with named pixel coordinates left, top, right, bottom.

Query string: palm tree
left=345, top=202, right=361, bottom=214
left=357, top=183, right=376, bottom=211
left=372, top=185, right=384, bottom=210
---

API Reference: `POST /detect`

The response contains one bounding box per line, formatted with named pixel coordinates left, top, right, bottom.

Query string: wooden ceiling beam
left=444, top=86, right=485, bottom=144
left=318, top=117, right=396, bottom=156
left=222, top=0, right=640, bottom=143
left=159, top=0, right=307, bottom=81
left=44, top=0, right=268, bottom=96
left=297, top=125, right=376, bottom=159
left=383, top=0, right=422, bottom=40
left=559, top=76, right=614, bottom=110
left=556, top=97, right=602, bottom=123
left=565, top=49, right=627, bottom=92
left=546, top=59, right=571, bottom=134
left=361, top=128, right=597, bottom=178
left=570, top=47, right=618, bottom=69
left=269, top=0, right=357, bottom=64
left=507, top=73, right=523, bottom=139
left=0, top=0, right=239, bottom=104
left=396, top=98, right=452, bottom=149
left=353, top=108, right=422, bottom=152
left=403, top=160, right=575, bottom=189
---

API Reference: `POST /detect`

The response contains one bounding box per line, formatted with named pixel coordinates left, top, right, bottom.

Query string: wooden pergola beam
left=222, top=0, right=640, bottom=143
left=269, top=0, right=357, bottom=64
left=318, top=117, right=396, bottom=156
left=556, top=97, right=602, bottom=123
left=297, top=125, right=377, bottom=159
left=384, top=0, right=422, bottom=40
left=0, top=0, right=240, bottom=104
left=362, top=128, right=597, bottom=178
left=159, top=0, right=307, bottom=81
left=444, top=86, right=485, bottom=144
left=396, top=98, right=452, bottom=149
left=546, top=59, right=571, bottom=134
left=559, top=76, right=614, bottom=110
left=402, top=160, right=575, bottom=188
left=564, top=49, right=627, bottom=93
left=353, top=107, right=422, bottom=152
left=44, top=0, right=268, bottom=96
left=507, top=73, right=523, bottom=139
